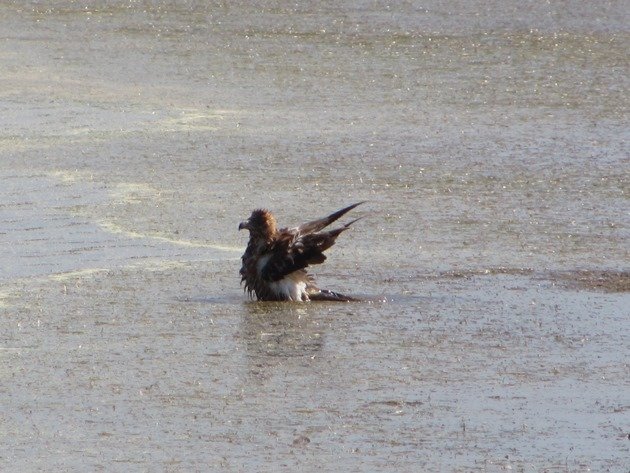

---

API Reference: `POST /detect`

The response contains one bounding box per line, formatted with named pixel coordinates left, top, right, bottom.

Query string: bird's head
left=239, top=209, right=277, bottom=240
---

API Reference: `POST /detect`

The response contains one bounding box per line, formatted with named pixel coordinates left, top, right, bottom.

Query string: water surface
left=1, top=2, right=628, bottom=471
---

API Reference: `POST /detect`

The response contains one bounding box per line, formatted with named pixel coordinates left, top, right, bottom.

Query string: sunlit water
left=1, top=2, right=628, bottom=471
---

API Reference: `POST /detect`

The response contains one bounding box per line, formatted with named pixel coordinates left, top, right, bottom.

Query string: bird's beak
left=238, top=220, right=249, bottom=231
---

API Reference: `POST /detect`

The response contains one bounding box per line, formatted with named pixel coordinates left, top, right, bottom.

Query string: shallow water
left=1, top=2, right=628, bottom=471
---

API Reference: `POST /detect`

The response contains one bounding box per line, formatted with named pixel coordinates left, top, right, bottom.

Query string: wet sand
left=554, top=270, right=630, bottom=293
left=1, top=2, right=628, bottom=471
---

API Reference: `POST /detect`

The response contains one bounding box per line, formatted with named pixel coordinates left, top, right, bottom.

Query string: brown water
left=1, top=2, right=628, bottom=471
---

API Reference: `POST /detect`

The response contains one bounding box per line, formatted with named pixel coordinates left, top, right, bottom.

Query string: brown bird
left=238, top=202, right=364, bottom=301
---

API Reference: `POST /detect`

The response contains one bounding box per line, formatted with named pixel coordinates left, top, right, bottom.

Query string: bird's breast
left=269, top=276, right=309, bottom=301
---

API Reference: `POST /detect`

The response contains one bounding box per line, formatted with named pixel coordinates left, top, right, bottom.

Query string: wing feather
left=294, top=201, right=365, bottom=236
left=260, top=218, right=362, bottom=282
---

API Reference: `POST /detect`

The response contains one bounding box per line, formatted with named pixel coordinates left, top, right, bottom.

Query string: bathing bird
left=238, top=202, right=364, bottom=301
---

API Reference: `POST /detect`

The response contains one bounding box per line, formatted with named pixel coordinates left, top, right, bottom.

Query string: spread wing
left=260, top=214, right=362, bottom=283
left=293, top=201, right=365, bottom=236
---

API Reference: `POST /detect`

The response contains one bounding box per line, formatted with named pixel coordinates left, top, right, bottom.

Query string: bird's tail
left=309, top=289, right=358, bottom=302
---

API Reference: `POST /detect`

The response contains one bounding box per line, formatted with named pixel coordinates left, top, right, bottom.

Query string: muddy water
left=1, top=2, right=628, bottom=471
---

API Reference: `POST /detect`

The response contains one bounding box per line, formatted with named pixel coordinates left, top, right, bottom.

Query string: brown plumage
left=238, top=202, right=364, bottom=301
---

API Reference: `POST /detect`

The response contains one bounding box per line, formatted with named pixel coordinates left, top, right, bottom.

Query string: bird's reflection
left=241, top=302, right=324, bottom=357
left=240, top=302, right=326, bottom=380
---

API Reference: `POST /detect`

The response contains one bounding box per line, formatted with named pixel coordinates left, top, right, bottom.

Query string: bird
left=238, top=202, right=364, bottom=301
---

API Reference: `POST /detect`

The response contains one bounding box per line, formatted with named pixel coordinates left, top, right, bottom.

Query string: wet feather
left=238, top=203, right=364, bottom=301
